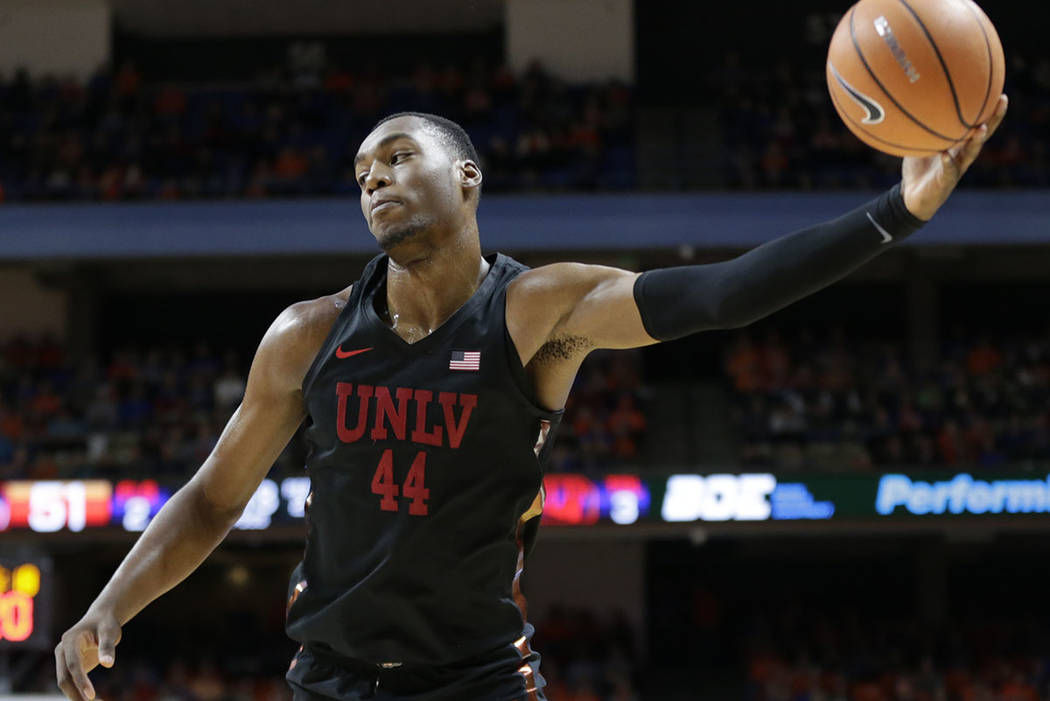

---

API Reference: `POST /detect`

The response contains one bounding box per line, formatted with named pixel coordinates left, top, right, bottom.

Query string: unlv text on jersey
left=335, top=382, right=477, bottom=449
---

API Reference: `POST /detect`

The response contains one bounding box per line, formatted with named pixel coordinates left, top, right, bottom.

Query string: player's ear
left=457, top=159, right=482, bottom=195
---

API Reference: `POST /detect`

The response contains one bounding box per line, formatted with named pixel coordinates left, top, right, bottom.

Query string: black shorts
left=286, top=633, right=546, bottom=701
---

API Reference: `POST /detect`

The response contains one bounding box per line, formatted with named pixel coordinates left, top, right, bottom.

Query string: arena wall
left=506, top=0, right=634, bottom=82
left=0, top=0, right=109, bottom=79
left=110, top=0, right=503, bottom=36
left=0, top=269, right=66, bottom=341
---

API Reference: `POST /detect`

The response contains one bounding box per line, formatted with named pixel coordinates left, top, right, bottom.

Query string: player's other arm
left=54, top=296, right=343, bottom=701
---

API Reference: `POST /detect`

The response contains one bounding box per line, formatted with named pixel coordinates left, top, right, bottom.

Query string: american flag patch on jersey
left=449, top=350, right=481, bottom=371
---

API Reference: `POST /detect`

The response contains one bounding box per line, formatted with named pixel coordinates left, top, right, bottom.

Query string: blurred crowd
left=535, top=606, right=641, bottom=701
left=712, top=49, right=1050, bottom=190
left=724, top=328, right=1050, bottom=472
left=0, top=337, right=250, bottom=482
left=745, top=609, right=1050, bottom=701
left=16, top=607, right=639, bottom=701
left=549, top=350, right=649, bottom=474
left=0, top=57, right=635, bottom=202
left=7, top=324, right=1050, bottom=481
left=0, top=337, right=647, bottom=482
left=20, top=604, right=1050, bottom=700
left=29, top=659, right=293, bottom=701
left=4, top=41, right=1048, bottom=202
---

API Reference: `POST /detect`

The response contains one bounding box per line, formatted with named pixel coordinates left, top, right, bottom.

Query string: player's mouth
left=371, top=198, right=402, bottom=215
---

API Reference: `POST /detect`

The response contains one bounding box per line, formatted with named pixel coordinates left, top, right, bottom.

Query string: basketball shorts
left=286, top=630, right=546, bottom=701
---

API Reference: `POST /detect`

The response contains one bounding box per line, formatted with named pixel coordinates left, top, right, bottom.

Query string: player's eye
left=357, top=172, right=368, bottom=186
left=390, top=152, right=411, bottom=164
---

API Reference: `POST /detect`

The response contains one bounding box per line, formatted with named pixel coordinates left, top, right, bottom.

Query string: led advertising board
left=2, top=472, right=1049, bottom=533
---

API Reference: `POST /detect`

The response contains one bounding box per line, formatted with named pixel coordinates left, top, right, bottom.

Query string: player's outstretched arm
left=513, top=184, right=924, bottom=356
left=516, top=95, right=1008, bottom=356
left=54, top=296, right=343, bottom=701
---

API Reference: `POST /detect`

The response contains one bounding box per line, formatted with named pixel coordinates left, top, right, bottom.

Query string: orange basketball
left=826, top=0, right=1004, bottom=157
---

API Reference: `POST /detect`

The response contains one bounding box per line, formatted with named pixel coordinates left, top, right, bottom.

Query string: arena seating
left=14, top=606, right=640, bottom=701
left=744, top=607, right=1048, bottom=701
left=710, top=50, right=1048, bottom=190
left=6, top=326, right=1050, bottom=479
left=0, top=60, right=635, bottom=203
left=723, top=328, right=1050, bottom=471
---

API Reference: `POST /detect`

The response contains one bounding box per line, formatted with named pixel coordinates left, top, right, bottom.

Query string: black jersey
left=285, top=252, right=562, bottom=668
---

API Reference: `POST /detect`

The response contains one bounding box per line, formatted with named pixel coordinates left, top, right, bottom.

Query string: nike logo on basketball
left=866, top=212, right=893, bottom=244
left=335, top=346, right=373, bottom=359
left=829, top=61, right=885, bottom=125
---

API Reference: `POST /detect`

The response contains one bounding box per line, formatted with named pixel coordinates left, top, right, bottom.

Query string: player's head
left=354, top=112, right=482, bottom=252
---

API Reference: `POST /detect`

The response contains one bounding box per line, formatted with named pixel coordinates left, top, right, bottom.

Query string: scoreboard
left=0, top=551, right=52, bottom=650
left=0, top=480, right=167, bottom=533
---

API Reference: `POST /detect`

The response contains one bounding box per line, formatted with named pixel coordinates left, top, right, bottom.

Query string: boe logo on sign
left=661, top=474, right=776, bottom=522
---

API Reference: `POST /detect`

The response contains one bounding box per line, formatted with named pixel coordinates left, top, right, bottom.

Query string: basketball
left=826, top=0, right=1005, bottom=157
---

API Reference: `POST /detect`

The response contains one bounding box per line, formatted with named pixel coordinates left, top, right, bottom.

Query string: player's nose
left=362, top=162, right=392, bottom=194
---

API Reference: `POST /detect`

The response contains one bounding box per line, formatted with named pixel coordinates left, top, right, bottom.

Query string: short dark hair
left=372, top=112, right=480, bottom=165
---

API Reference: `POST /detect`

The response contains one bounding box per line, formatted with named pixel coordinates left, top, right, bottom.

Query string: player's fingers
left=56, top=645, right=89, bottom=701
left=960, top=124, right=988, bottom=166
left=941, top=120, right=988, bottom=176
left=57, top=677, right=88, bottom=701
left=983, top=94, right=1009, bottom=138
left=55, top=645, right=77, bottom=701
left=97, top=621, right=121, bottom=668
left=63, top=636, right=96, bottom=700
left=947, top=94, right=1007, bottom=169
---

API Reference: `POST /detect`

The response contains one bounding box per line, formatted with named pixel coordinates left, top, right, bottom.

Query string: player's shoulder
left=508, top=261, right=622, bottom=307
left=506, top=263, right=609, bottom=355
left=280, top=285, right=353, bottom=335
left=508, top=262, right=594, bottom=297
left=256, top=285, right=353, bottom=389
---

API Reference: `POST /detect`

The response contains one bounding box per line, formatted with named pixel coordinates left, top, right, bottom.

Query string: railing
left=2, top=191, right=1049, bottom=259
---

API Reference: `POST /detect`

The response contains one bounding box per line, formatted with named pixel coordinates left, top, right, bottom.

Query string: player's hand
left=901, top=93, right=1008, bottom=221
left=55, top=610, right=122, bottom=701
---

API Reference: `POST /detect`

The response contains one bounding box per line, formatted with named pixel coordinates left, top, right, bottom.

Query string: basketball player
left=56, top=95, right=1007, bottom=701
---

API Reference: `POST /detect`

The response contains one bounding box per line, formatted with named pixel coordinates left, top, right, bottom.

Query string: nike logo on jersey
left=866, top=212, right=893, bottom=244
left=829, top=61, right=885, bottom=125
left=336, top=346, right=374, bottom=359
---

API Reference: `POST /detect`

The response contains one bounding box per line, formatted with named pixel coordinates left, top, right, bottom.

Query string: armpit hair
left=531, top=335, right=591, bottom=365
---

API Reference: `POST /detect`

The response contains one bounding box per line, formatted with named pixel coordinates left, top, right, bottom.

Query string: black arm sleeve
left=632, top=183, right=926, bottom=341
